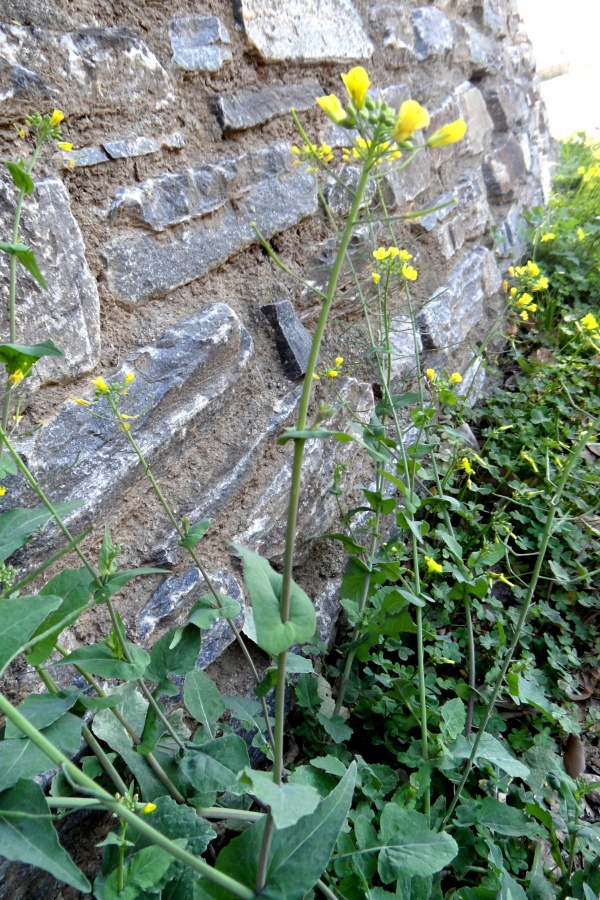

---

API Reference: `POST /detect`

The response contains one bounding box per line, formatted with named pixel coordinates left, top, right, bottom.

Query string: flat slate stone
left=239, top=0, right=373, bottom=62
left=0, top=305, right=253, bottom=539
left=103, top=161, right=318, bottom=306
left=63, top=133, right=185, bottom=169
left=261, top=300, right=313, bottom=380
left=412, top=7, right=453, bottom=60
left=483, top=134, right=528, bottom=200
left=369, top=5, right=415, bottom=59
left=170, top=16, right=232, bottom=72
left=389, top=315, right=423, bottom=386
left=216, top=79, right=321, bottom=133
left=454, top=168, right=492, bottom=240
left=0, top=176, right=100, bottom=387
left=455, top=83, right=493, bottom=156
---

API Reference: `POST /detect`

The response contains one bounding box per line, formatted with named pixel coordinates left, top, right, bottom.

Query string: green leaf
left=0, top=340, right=62, bottom=380
left=0, top=501, right=84, bottom=562
left=0, top=241, right=47, bottom=288
left=53, top=641, right=150, bottom=681
left=0, top=713, right=83, bottom=792
left=439, top=698, right=466, bottom=745
left=450, top=733, right=530, bottom=779
left=178, top=519, right=211, bottom=550
left=317, top=713, right=353, bottom=743
left=377, top=806, right=458, bottom=882
left=5, top=691, right=79, bottom=738
left=0, top=779, right=90, bottom=892
left=146, top=624, right=201, bottom=684
left=376, top=392, right=421, bottom=414
left=436, top=527, right=463, bottom=562
left=319, top=533, right=368, bottom=555
left=93, top=568, right=167, bottom=604
left=238, top=768, right=320, bottom=828
left=101, top=842, right=187, bottom=900
left=456, top=797, right=535, bottom=837
left=6, top=161, right=34, bottom=194
left=0, top=594, right=61, bottom=675
left=233, top=545, right=316, bottom=657
left=467, top=545, right=505, bottom=570
left=26, top=568, right=94, bottom=666
left=278, top=427, right=355, bottom=444
left=184, top=595, right=241, bottom=631
left=180, top=734, right=250, bottom=795
left=195, top=762, right=357, bottom=899
left=184, top=668, right=225, bottom=738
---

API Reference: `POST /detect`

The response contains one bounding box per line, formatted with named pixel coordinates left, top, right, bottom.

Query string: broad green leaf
left=0, top=779, right=90, bottom=892
left=0, top=501, right=84, bottom=562
left=184, top=595, right=241, bottom=631
left=0, top=340, right=62, bottom=379
left=195, top=761, right=357, bottom=899
left=319, top=532, right=368, bottom=555
left=439, top=698, right=466, bottom=745
left=100, top=841, right=186, bottom=900
left=137, top=703, right=159, bottom=757
left=27, top=568, right=94, bottom=666
left=0, top=713, right=83, bottom=792
left=184, top=668, right=225, bottom=738
left=0, top=593, right=61, bottom=675
left=9, top=244, right=48, bottom=289
left=449, top=733, right=530, bottom=779
left=376, top=392, right=421, bottom=414
left=179, top=519, right=211, bottom=550
left=486, top=839, right=527, bottom=900
left=180, top=734, right=250, bottom=795
left=340, top=556, right=370, bottom=602
left=225, top=695, right=271, bottom=736
left=5, top=691, right=79, bottom=738
left=456, top=797, right=536, bottom=837
left=238, top=768, right=320, bottom=829
left=6, top=162, right=34, bottom=194
left=53, top=641, right=150, bottom=681
left=146, top=624, right=201, bottom=683
left=436, top=527, right=463, bottom=562
left=233, top=545, right=316, bottom=657
left=310, top=756, right=348, bottom=778
left=467, top=545, right=505, bottom=570
left=377, top=806, right=458, bottom=882
left=317, top=712, right=353, bottom=743
left=93, top=568, right=167, bottom=604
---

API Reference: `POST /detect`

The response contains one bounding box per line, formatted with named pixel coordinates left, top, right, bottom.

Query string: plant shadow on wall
left=0, top=77, right=599, bottom=899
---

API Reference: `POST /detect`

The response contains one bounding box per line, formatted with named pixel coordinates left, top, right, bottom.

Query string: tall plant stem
left=0, top=691, right=255, bottom=899
left=444, top=414, right=600, bottom=824
left=255, top=136, right=382, bottom=896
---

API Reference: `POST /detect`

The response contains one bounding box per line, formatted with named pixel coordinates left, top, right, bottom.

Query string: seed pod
left=563, top=734, right=586, bottom=778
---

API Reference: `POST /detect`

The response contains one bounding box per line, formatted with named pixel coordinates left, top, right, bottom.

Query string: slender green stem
left=317, top=879, right=341, bottom=900
left=81, top=724, right=129, bottom=795
left=444, top=414, right=600, bottom=824
left=117, top=822, right=127, bottom=892
left=3, top=525, right=94, bottom=599
left=0, top=690, right=254, bottom=899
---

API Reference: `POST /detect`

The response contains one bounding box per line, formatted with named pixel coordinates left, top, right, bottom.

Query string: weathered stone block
left=437, top=218, right=466, bottom=260
left=0, top=177, right=100, bottom=387
left=412, top=7, right=453, bottom=60
left=261, top=300, right=314, bottom=380
left=493, top=204, right=528, bottom=260
left=323, top=164, right=377, bottom=216
left=216, top=79, right=321, bottom=133
left=239, top=0, right=373, bottom=62
left=412, top=192, right=458, bottom=233
left=425, top=95, right=461, bottom=168
left=369, top=5, right=415, bottom=60
left=170, top=16, right=232, bottom=72
left=418, top=247, right=500, bottom=349
left=451, top=22, right=499, bottom=75
left=483, top=134, right=527, bottom=200
left=62, top=133, right=185, bottom=168
left=455, top=82, right=494, bottom=155
left=381, top=133, right=431, bottom=207
left=389, top=315, right=422, bottom=385
left=454, top=168, right=492, bottom=239
left=484, top=83, right=530, bottom=131
left=1, top=305, right=253, bottom=536
left=236, top=378, right=375, bottom=562
left=474, top=0, right=507, bottom=37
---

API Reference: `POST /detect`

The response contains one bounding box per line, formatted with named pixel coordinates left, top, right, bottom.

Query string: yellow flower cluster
left=505, top=259, right=548, bottom=322
left=424, top=555, right=443, bottom=575
left=291, top=142, right=334, bottom=171
left=371, top=246, right=418, bottom=284
left=313, top=356, right=344, bottom=381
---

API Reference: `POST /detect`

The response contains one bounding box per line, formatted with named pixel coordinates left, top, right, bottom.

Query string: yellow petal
left=49, top=109, right=65, bottom=126
left=316, top=94, right=346, bottom=125
left=427, top=119, right=467, bottom=148
left=340, top=66, right=370, bottom=110
left=392, top=100, right=430, bottom=143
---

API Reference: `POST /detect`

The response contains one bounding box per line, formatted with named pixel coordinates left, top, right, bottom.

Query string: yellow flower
left=509, top=287, right=517, bottom=296
left=327, top=369, right=338, bottom=378
left=508, top=266, right=515, bottom=277
left=392, top=100, right=430, bottom=143
left=49, top=109, right=65, bottom=126
left=449, top=372, right=462, bottom=384
left=519, top=310, right=529, bottom=321
left=520, top=451, right=538, bottom=473
left=8, top=369, right=24, bottom=385
left=516, top=293, right=534, bottom=307
left=427, top=119, right=467, bottom=147
left=540, top=233, right=555, bottom=242
left=527, top=303, right=538, bottom=313
left=18, top=128, right=26, bottom=139
left=335, top=357, right=344, bottom=367
left=316, top=94, right=346, bottom=125
left=120, top=423, right=131, bottom=431
left=340, top=66, right=370, bottom=110
left=68, top=158, right=76, bottom=170
left=577, top=228, right=585, bottom=241
left=426, top=368, right=435, bottom=381
left=91, top=376, right=109, bottom=393
left=533, top=277, right=548, bottom=292
left=123, top=371, right=135, bottom=387
left=580, top=313, right=598, bottom=332
left=372, top=271, right=380, bottom=284
left=398, top=249, right=412, bottom=261
left=312, top=372, right=320, bottom=380
left=424, top=556, right=443, bottom=574
left=502, top=280, right=508, bottom=292
left=401, top=263, right=418, bottom=281
left=525, top=261, right=540, bottom=278
left=0, top=486, right=6, bottom=497
left=72, top=397, right=91, bottom=407
left=373, top=247, right=390, bottom=261
left=459, top=457, right=473, bottom=475
left=142, top=803, right=157, bottom=814
left=57, top=141, right=73, bottom=151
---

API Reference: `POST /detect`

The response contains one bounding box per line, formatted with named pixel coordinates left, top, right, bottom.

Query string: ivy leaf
left=0, top=501, right=84, bottom=562
left=232, top=544, right=316, bottom=657
left=0, top=779, right=90, bottom=892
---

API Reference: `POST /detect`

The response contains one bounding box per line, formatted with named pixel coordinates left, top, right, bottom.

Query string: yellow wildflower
left=327, top=369, right=338, bottom=378
left=312, top=372, right=320, bottom=380
left=581, top=312, right=599, bottom=332
left=123, top=371, right=135, bottom=387
left=509, top=287, right=517, bottom=297
left=424, top=556, right=443, bottom=574
left=449, top=372, right=462, bottom=384
left=426, top=368, right=435, bottom=381
left=516, top=293, right=534, bottom=307
left=502, top=280, right=508, bottom=292
left=120, top=423, right=131, bottom=431
left=525, top=260, right=540, bottom=278
left=508, top=266, right=515, bottom=277
left=427, top=119, right=467, bottom=148
left=68, top=158, right=76, bottom=170
left=401, top=263, right=418, bottom=281
left=57, top=141, right=73, bottom=151
left=527, top=303, right=538, bottom=313
left=0, top=486, right=6, bottom=497
left=577, top=228, right=585, bottom=241
left=520, top=451, right=538, bottom=473
left=373, top=247, right=390, bottom=261
left=316, top=94, right=347, bottom=125
left=340, top=66, right=370, bottom=110
left=49, top=110, right=65, bottom=127
left=8, top=369, right=24, bottom=385
left=18, top=128, right=26, bottom=139
left=519, top=310, right=529, bottom=321
left=91, top=376, right=109, bottom=393
left=335, top=357, right=344, bottom=366
left=540, top=233, right=555, bottom=242
left=142, top=803, right=157, bottom=814
left=393, top=100, right=430, bottom=143
left=533, top=277, right=548, bottom=292
left=372, top=271, right=380, bottom=284
left=459, top=457, right=473, bottom=475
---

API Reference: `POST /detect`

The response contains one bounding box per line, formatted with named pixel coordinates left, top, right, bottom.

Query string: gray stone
left=483, top=134, right=527, bottom=200
left=451, top=22, right=499, bottom=75
left=170, top=16, right=232, bottom=72
left=239, top=0, right=373, bottom=62
left=64, top=146, right=110, bottom=168
left=0, top=25, right=174, bottom=113
left=381, top=133, right=431, bottom=207
left=0, top=176, right=100, bottom=387
left=474, top=0, right=507, bottom=37
left=0, top=305, right=253, bottom=538
left=425, top=94, right=461, bottom=168
left=437, top=218, right=466, bottom=260
left=103, top=159, right=318, bottom=306
left=323, top=164, right=377, bottom=217
left=261, top=300, right=314, bottom=380
left=313, top=579, right=343, bottom=649
left=418, top=247, right=500, bottom=349
left=62, top=133, right=185, bottom=169
left=493, top=203, right=528, bottom=259
left=412, top=7, right=453, bottom=60
left=138, top=567, right=244, bottom=670
left=216, top=79, right=321, bottom=133
left=454, top=168, right=492, bottom=239
left=369, top=5, right=415, bottom=59
left=236, top=378, right=375, bottom=562
left=389, top=315, right=422, bottom=385
left=0, top=61, right=56, bottom=103
left=455, top=82, right=494, bottom=156
left=484, top=83, right=531, bottom=131
left=455, top=354, right=487, bottom=406
left=3, top=0, right=77, bottom=29
left=103, top=136, right=160, bottom=159
left=411, top=192, right=457, bottom=232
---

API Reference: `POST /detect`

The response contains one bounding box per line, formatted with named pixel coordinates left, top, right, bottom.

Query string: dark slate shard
left=170, top=16, right=232, bottom=72
left=261, top=300, right=313, bottom=379
left=412, top=7, right=453, bottom=60
left=9, top=64, right=53, bottom=98
left=216, top=79, right=321, bottom=133
left=138, top=567, right=202, bottom=638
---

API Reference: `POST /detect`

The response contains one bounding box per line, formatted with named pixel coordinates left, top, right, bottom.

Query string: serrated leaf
left=180, top=735, right=250, bottom=795
left=184, top=668, right=225, bottom=738
left=0, top=713, right=83, bottom=792
left=0, top=593, right=61, bottom=675
left=233, top=544, right=316, bottom=657
left=0, top=779, right=90, bottom=892
left=377, top=806, right=458, bottom=882
left=238, top=768, right=320, bottom=828
left=0, top=501, right=84, bottom=562
left=26, top=568, right=94, bottom=666
left=178, top=519, right=211, bottom=551
left=53, top=641, right=150, bottom=681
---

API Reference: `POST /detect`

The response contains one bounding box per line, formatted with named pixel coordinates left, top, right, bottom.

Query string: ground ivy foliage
left=0, top=90, right=598, bottom=899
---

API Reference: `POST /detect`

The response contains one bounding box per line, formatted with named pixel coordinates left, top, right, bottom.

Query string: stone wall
left=0, top=0, right=552, bottom=705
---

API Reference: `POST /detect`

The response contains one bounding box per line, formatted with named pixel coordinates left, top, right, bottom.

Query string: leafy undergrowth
left=290, top=136, right=600, bottom=897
